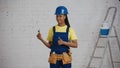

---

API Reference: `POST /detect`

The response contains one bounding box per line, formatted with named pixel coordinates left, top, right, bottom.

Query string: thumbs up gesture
left=58, top=37, right=64, bottom=45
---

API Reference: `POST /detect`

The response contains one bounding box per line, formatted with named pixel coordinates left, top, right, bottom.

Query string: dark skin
left=37, top=15, right=78, bottom=48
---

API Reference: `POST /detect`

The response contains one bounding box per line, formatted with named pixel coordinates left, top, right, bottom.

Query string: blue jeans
left=50, top=60, right=71, bottom=68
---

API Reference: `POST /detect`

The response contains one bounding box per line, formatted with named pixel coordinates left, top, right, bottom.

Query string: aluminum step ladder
left=87, top=7, right=117, bottom=68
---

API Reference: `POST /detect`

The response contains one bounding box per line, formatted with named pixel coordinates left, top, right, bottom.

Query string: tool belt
left=48, top=51, right=72, bottom=64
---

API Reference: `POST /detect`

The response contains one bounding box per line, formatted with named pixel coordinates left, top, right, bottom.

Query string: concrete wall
left=0, top=0, right=120, bottom=68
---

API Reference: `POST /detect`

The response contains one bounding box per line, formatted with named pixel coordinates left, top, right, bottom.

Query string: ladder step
left=113, top=61, right=120, bottom=63
left=109, top=36, right=117, bottom=38
left=96, top=46, right=105, bottom=48
left=99, top=36, right=108, bottom=38
left=99, top=36, right=118, bottom=38
left=92, top=56, right=103, bottom=59
left=87, top=67, right=96, bottom=68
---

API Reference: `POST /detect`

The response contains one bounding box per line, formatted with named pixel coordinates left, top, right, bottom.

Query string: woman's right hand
left=37, top=32, right=43, bottom=40
left=36, top=31, right=51, bottom=48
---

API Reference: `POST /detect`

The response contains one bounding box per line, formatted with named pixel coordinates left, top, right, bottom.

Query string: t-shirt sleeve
left=47, top=27, right=53, bottom=42
left=69, top=27, right=77, bottom=41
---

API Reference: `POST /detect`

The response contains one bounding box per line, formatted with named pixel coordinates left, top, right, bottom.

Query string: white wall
left=0, top=0, right=120, bottom=68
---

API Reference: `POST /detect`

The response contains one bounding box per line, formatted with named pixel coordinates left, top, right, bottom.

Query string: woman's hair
left=65, top=15, right=70, bottom=27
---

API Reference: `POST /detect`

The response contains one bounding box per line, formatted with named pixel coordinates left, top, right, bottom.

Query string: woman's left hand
left=58, top=37, right=64, bottom=45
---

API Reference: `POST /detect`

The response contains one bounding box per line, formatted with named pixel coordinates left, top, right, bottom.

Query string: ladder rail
left=106, top=7, right=117, bottom=68
left=113, top=26, right=120, bottom=51
left=104, top=7, right=117, bottom=32
left=87, top=37, right=100, bottom=67
left=108, top=38, right=115, bottom=68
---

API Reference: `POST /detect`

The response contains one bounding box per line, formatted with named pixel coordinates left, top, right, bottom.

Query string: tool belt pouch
left=48, top=53, right=57, bottom=64
left=62, top=52, right=72, bottom=64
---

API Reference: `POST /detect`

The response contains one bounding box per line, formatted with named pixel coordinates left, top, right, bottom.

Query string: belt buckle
left=56, top=54, right=63, bottom=60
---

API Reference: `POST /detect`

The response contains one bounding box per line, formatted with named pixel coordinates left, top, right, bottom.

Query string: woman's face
left=56, top=15, right=66, bottom=25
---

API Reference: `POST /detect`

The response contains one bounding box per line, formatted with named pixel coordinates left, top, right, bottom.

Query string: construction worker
left=37, top=6, right=78, bottom=68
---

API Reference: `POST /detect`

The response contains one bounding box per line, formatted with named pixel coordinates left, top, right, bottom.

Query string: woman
left=37, top=6, right=78, bottom=68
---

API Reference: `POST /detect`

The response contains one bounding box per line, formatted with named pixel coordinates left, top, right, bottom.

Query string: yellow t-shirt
left=47, top=25, right=77, bottom=42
